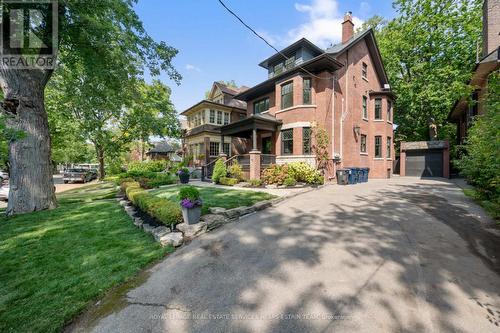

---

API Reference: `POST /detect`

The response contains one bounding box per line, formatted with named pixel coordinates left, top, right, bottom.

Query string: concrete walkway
left=69, top=178, right=500, bottom=333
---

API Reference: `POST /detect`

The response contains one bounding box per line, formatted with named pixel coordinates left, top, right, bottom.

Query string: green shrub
left=118, top=172, right=175, bottom=189
left=179, top=186, right=200, bottom=201
left=126, top=170, right=158, bottom=179
left=145, top=173, right=176, bottom=188
left=283, top=177, right=297, bottom=187
left=249, top=179, right=262, bottom=187
left=288, top=162, right=323, bottom=184
left=212, top=159, right=227, bottom=183
left=228, top=161, right=244, bottom=181
left=128, top=160, right=169, bottom=173
left=262, top=164, right=289, bottom=185
left=149, top=200, right=182, bottom=226
left=125, top=183, right=145, bottom=204
left=219, top=177, right=239, bottom=186
left=456, top=71, right=499, bottom=219
left=121, top=181, right=182, bottom=227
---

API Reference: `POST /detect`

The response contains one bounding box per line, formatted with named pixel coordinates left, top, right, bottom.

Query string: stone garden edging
left=116, top=183, right=325, bottom=248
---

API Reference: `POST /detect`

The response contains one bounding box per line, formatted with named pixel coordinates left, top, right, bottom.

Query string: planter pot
left=179, top=173, right=190, bottom=184
left=181, top=206, right=202, bottom=225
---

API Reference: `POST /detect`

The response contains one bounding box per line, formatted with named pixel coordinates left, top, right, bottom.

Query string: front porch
left=202, top=114, right=282, bottom=180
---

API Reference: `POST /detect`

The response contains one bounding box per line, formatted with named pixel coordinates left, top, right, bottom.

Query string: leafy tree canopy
left=371, top=0, right=482, bottom=143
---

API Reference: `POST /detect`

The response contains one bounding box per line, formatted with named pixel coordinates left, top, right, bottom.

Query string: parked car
left=63, top=168, right=94, bottom=184
left=0, top=170, right=9, bottom=182
left=0, top=184, right=9, bottom=201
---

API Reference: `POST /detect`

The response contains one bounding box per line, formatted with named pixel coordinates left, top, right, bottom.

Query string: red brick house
left=217, top=12, right=395, bottom=180
left=448, top=0, right=499, bottom=145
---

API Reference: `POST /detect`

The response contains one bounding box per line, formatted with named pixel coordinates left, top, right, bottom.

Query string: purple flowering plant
left=179, top=186, right=202, bottom=209
left=176, top=167, right=189, bottom=176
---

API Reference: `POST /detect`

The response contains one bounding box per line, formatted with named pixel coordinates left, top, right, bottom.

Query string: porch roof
left=220, top=114, right=282, bottom=137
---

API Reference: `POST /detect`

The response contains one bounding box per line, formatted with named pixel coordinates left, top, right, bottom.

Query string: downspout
left=341, top=50, right=349, bottom=168
left=331, top=73, right=336, bottom=179
left=340, top=98, right=344, bottom=163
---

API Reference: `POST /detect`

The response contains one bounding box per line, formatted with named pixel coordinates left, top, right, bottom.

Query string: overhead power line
left=217, top=0, right=334, bottom=81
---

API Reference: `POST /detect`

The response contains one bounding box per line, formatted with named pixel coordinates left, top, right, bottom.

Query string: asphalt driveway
left=69, top=177, right=500, bottom=333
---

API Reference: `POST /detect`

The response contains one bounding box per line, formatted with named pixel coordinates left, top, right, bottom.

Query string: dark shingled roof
left=147, top=142, right=175, bottom=154
left=325, top=28, right=371, bottom=55
left=214, top=82, right=240, bottom=96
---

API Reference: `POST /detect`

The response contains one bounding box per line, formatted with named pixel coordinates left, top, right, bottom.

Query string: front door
left=262, top=136, right=272, bottom=154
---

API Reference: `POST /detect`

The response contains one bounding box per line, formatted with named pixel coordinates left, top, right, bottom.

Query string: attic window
left=362, top=62, right=368, bottom=80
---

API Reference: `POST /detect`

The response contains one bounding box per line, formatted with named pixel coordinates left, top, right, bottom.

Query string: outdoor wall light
left=353, top=125, right=361, bottom=137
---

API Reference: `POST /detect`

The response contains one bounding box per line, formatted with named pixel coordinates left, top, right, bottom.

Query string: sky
left=134, top=0, right=397, bottom=113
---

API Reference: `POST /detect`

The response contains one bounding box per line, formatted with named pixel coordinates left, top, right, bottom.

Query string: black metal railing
left=201, top=153, right=276, bottom=181
left=261, top=154, right=276, bottom=169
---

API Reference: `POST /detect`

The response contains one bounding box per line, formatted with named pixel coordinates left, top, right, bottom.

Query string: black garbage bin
left=336, top=169, right=349, bottom=185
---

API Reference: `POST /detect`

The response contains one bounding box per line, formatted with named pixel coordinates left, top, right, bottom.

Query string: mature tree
left=0, top=1, right=180, bottom=215
left=373, top=0, right=482, bottom=143
left=124, top=80, right=180, bottom=161
left=356, top=15, right=387, bottom=33
left=48, top=69, right=179, bottom=179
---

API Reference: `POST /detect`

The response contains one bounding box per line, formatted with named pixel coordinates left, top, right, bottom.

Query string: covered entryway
left=400, top=141, right=449, bottom=178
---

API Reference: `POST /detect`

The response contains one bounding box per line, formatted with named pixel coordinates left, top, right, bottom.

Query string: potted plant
left=176, top=167, right=190, bottom=184
left=179, top=186, right=202, bottom=225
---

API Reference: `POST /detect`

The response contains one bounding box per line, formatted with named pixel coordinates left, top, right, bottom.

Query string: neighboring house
left=181, top=82, right=249, bottom=166
left=146, top=142, right=181, bottom=162
left=220, top=12, right=395, bottom=179
left=448, top=0, right=499, bottom=144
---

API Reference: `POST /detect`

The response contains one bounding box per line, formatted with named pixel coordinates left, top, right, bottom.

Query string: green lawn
left=0, top=183, right=171, bottom=333
left=150, top=185, right=276, bottom=214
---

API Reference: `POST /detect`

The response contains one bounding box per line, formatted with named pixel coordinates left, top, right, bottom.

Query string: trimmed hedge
left=122, top=181, right=182, bottom=227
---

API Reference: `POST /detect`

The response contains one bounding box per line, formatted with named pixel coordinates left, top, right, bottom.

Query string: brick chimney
left=342, top=11, right=354, bottom=44
left=482, top=0, right=500, bottom=57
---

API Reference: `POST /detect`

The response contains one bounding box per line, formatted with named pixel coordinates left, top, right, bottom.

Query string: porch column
left=203, top=137, right=210, bottom=165
left=249, top=150, right=261, bottom=180
left=219, top=135, right=227, bottom=160
left=252, top=128, right=258, bottom=151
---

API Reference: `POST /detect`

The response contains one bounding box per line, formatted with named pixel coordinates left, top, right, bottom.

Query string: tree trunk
left=0, top=69, right=57, bottom=215
left=141, top=140, right=145, bottom=161
left=96, top=144, right=105, bottom=180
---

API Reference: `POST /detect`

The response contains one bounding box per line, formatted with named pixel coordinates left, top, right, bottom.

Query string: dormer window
left=362, top=62, right=368, bottom=80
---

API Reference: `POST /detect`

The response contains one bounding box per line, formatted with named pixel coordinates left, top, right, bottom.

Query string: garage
left=400, top=141, right=449, bottom=178
left=405, top=150, right=443, bottom=177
